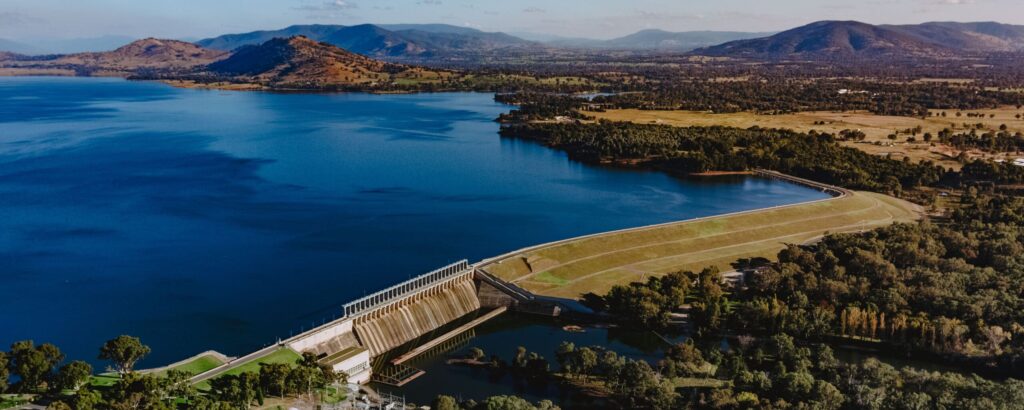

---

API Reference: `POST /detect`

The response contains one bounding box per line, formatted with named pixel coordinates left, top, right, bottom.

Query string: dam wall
left=194, top=261, right=529, bottom=386
left=287, top=317, right=355, bottom=353
left=353, top=272, right=480, bottom=356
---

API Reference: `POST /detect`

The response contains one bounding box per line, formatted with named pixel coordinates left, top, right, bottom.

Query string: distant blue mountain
left=547, top=29, right=773, bottom=51
left=0, top=38, right=37, bottom=54
left=197, top=24, right=537, bottom=58
left=1, top=36, right=137, bottom=55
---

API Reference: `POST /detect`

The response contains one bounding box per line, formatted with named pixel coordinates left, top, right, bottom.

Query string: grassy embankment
left=193, top=348, right=302, bottom=390
left=85, top=352, right=230, bottom=389
left=483, top=191, right=922, bottom=299
left=591, top=107, right=1024, bottom=170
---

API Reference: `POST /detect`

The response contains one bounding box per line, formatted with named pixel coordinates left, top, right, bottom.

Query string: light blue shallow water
left=0, top=77, right=829, bottom=366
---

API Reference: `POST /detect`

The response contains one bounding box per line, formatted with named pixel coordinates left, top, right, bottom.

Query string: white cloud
left=293, top=0, right=359, bottom=19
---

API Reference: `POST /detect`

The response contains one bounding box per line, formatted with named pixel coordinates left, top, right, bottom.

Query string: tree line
left=433, top=333, right=1024, bottom=409
left=0, top=335, right=344, bottom=410
left=499, top=121, right=953, bottom=196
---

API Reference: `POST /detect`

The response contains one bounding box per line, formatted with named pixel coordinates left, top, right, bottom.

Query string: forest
left=569, top=191, right=1024, bottom=408
left=499, top=121, right=958, bottom=195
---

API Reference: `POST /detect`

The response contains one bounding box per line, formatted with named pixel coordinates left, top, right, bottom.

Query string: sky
left=1, top=0, right=1023, bottom=41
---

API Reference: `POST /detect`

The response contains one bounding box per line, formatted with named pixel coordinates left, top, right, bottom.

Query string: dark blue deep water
left=0, top=77, right=828, bottom=367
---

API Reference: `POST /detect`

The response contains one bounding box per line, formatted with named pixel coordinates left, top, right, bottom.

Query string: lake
left=0, top=77, right=829, bottom=367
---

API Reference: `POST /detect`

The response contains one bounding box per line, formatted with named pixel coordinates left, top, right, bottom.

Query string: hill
left=197, top=24, right=537, bottom=59
left=0, top=38, right=39, bottom=55
left=0, top=38, right=227, bottom=76
left=195, top=24, right=345, bottom=51
left=694, top=20, right=1024, bottom=58
left=695, top=21, right=952, bottom=57
left=205, top=36, right=451, bottom=88
left=63, top=38, right=228, bottom=69
left=887, top=22, right=1024, bottom=52
left=552, top=29, right=771, bottom=50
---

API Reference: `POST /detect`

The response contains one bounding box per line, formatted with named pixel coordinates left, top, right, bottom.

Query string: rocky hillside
left=205, top=36, right=451, bottom=88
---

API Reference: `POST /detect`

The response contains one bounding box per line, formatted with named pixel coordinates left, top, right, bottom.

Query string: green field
left=155, top=353, right=226, bottom=377
left=0, top=395, right=31, bottom=410
left=483, top=191, right=921, bottom=298
left=195, top=348, right=302, bottom=390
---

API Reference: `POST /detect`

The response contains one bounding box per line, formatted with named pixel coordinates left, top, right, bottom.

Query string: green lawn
left=89, top=373, right=121, bottom=388
left=484, top=191, right=922, bottom=298
left=0, top=395, right=31, bottom=410
left=155, top=354, right=226, bottom=377
left=321, top=386, right=348, bottom=404
left=195, top=348, right=302, bottom=390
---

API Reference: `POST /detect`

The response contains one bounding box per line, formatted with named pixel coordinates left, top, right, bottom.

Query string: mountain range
left=196, top=24, right=536, bottom=58
left=696, top=20, right=1024, bottom=57
left=3, top=20, right=1024, bottom=69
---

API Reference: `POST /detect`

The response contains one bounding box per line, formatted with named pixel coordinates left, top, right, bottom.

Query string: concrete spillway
left=354, top=279, right=480, bottom=356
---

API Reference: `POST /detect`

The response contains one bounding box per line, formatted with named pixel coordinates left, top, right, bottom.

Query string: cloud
left=523, top=7, right=546, bottom=13
left=294, top=0, right=358, bottom=12
left=293, top=0, right=359, bottom=19
left=934, top=0, right=977, bottom=4
left=418, top=0, right=443, bottom=5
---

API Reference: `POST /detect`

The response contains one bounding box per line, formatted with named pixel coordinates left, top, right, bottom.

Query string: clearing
left=482, top=191, right=921, bottom=299
left=590, top=107, right=1024, bottom=170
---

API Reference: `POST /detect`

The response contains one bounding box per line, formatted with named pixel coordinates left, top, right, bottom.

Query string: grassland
left=153, top=353, right=227, bottom=377
left=0, top=395, right=31, bottom=410
left=483, top=191, right=921, bottom=299
left=590, top=107, right=1024, bottom=170
left=194, top=348, right=302, bottom=390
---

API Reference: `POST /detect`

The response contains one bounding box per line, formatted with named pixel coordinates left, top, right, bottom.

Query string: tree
left=0, top=351, right=8, bottom=393
left=614, top=360, right=678, bottom=409
left=575, top=348, right=598, bottom=379
left=477, top=395, right=560, bottom=410
left=99, top=335, right=151, bottom=376
left=106, top=372, right=171, bottom=410
left=555, top=342, right=575, bottom=375
left=9, top=340, right=64, bottom=392
left=73, top=388, right=104, bottom=410
left=514, top=346, right=528, bottom=368
left=432, top=395, right=459, bottom=410
left=54, top=360, right=92, bottom=391
left=210, top=373, right=259, bottom=410
left=165, top=369, right=198, bottom=405
left=46, top=401, right=72, bottom=410
left=258, top=362, right=290, bottom=398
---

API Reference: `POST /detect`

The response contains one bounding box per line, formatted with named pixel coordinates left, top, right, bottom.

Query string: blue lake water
left=0, top=77, right=829, bottom=367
